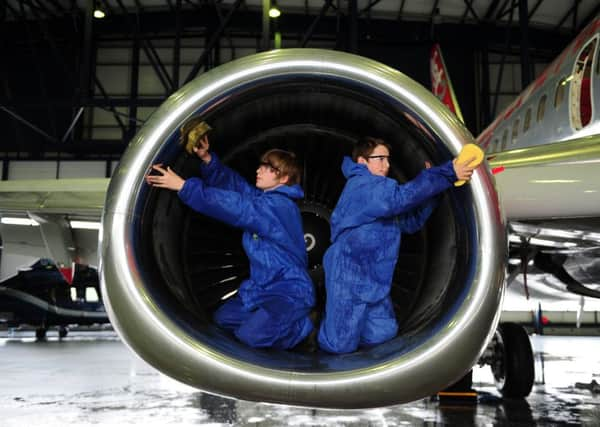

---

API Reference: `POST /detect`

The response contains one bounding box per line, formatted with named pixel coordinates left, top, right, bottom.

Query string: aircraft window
left=570, top=37, right=596, bottom=129
left=512, top=119, right=519, bottom=144
left=537, top=94, right=547, bottom=122
left=86, top=287, right=99, bottom=302
left=501, top=129, right=508, bottom=151
left=523, top=108, right=531, bottom=133
left=554, top=78, right=566, bottom=108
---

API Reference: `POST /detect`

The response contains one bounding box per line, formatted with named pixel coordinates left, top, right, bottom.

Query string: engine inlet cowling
left=100, top=49, right=506, bottom=409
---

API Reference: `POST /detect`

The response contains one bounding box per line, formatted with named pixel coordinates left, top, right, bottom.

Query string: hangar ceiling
left=1, top=0, right=599, bottom=161
left=4, top=0, right=600, bottom=29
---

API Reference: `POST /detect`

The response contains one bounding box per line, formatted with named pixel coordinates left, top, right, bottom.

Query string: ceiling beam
left=462, top=0, right=480, bottom=23
left=483, top=0, right=501, bottom=21
left=527, top=0, right=544, bottom=20
left=576, top=3, right=600, bottom=33
left=553, top=1, right=578, bottom=31
left=396, top=0, right=406, bottom=21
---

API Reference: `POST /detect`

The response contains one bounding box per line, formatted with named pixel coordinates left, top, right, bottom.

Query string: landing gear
left=35, top=327, right=47, bottom=341
left=58, top=326, right=69, bottom=339
left=489, top=322, right=534, bottom=398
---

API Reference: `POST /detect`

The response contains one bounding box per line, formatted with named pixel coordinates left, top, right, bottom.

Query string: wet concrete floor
left=1, top=331, right=599, bottom=426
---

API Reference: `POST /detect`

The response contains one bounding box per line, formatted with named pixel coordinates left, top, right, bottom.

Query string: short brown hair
left=260, top=149, right=302, bottom=186
left=352, top=136, right=391, bottom=162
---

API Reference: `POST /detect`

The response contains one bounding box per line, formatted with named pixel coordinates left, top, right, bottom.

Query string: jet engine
left=100, top=49, right=506, bottom=408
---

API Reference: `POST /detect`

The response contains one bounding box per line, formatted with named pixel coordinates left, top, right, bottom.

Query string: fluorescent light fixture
left=1, top=217, right=39, bottom=226
left=530, top=179, right=581, bottom=184
left=584, top=232, right=600, bottom=242
left=508, top=235, right=523, bottom=244
left=539, top=229, right=582, bottom=240
left=70, top=220, right=101, bottom=230
left=509, top=234, right=580, bottom=249
left=93, top=9, right=105, bottom=19
left=1, top=217, right=101, bottom=229
left=528, top=237, right=575, bottom=248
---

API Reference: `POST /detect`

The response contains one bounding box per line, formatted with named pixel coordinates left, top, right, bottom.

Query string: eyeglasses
left=258, top=161, right=281, bottom=174
left=367, top=155, right=390, bottom=162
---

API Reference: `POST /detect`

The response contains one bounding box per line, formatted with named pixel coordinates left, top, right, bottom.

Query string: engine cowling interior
left=140, top=79, right=474, bottom=370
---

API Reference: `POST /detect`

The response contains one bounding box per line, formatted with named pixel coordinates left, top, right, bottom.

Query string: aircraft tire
left=493, top=322, right=534, bottom=398
left=59, top=326, right=69, bottom=339
left=35, top=327, right=47, bottom=341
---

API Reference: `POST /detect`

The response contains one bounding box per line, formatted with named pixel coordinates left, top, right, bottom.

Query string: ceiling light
left=70, top=220, right=101, bottom=230
left=269, top=1, right=281, bottom=18
left=94, top=9, right=106, bottom=19
left=530, top=179, right=581, bottom=184
left=1, top=217, right=39, bottom=226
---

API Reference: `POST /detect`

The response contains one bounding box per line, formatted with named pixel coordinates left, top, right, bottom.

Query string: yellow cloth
left=454, top=143, right=484, bottom=187
left=180, top=119, right=212, bottom=155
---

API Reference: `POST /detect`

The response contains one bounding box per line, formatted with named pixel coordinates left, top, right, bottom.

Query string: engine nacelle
left=100, top=49, right=505, bottom=408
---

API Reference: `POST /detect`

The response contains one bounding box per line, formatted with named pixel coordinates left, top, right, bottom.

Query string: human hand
left=424, top=161, right=432, bottom=169
left=193, top=135, right=211, bottom=163
left=145, top=164, right=186, bottom=191
left=452, top=156, right=476, bottom=182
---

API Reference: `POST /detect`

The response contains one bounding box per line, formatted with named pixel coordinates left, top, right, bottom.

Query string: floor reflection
left=194, top=392, right=237, bottom=424
left=181, top=392, right=542, bottom=426
left=0, top=332, right=599, bottom=426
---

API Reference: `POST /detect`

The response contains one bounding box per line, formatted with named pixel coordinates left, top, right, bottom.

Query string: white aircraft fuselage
left=480, top=16, right=600, bottom=220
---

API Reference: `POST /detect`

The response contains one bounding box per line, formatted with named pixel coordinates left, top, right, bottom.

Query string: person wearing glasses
left=317, top=136, right=478, bottom=354
left=146, top=127, right=315, bottom=350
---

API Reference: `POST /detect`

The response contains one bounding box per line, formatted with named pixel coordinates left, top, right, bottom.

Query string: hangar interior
left=3, top=0, right=595, bottom=159
left=3, top=0, right=600, bottom=313
left=1, top=1, right=600, bottom=425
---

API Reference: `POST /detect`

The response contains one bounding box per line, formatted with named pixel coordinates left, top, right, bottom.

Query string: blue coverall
left=178, top=154, right=315, bottom=349
left=317, top=156, right=457, bottom=354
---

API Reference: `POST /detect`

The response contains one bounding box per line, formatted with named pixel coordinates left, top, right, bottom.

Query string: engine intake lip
left=100, top=49, right=505, bottom=408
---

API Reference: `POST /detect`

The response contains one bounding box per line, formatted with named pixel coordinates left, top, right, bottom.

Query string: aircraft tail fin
left=430, top=43, right=464, bottom=123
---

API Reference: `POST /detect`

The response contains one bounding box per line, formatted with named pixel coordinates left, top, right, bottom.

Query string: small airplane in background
left=0, top=179, right=109, bottom=339
left=0, top=258, right=108, bottom=340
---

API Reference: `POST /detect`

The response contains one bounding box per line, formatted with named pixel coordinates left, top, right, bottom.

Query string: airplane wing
left=0, top=178, right=108, bottom=216
left=0, top=179, right=110, bottom=336
left=0, top=178, right=108, bottom=278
